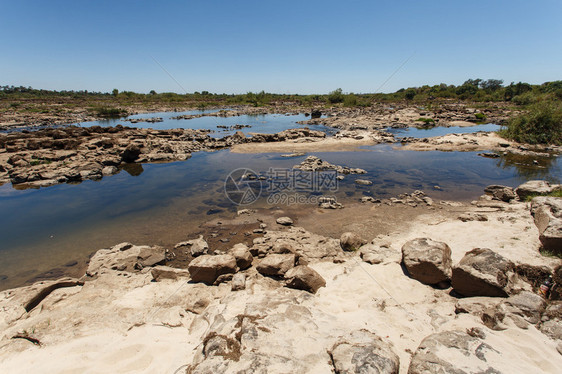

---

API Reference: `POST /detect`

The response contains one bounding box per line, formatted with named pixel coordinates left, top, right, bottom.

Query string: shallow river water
left=0, top=112, right=560, bottom=290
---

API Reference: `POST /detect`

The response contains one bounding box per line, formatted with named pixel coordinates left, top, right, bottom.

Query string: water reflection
left=122, top=163, right=144, bottom=177
left=495, top=153, right=561, bottom=182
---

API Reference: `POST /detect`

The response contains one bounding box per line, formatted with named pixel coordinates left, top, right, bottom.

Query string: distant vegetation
left=1, top=79, right=561, bottom=108
left=1, top=81, right=562, bottom=146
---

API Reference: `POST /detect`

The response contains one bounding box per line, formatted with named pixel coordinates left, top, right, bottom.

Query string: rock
left=454, top=297, right=500, bottom=317
left=515, top=180, right=557, bottom=200
left=121, top=143, right=141, bottom=162
left=276, top=216, right=294, bottom=226
left=175, top=235, right=209, bottom=257
left=355, top=179, right=373, bottom=186
left=151, top=265, right=190, bottom=281
left=540, top=320, right=562, bottom=340
left=531, top=196, right=562, bottom=253
left=86, top=243, right=165, bottom=276
left=231, top=273, right=246, bottom=291
left=458, top=213, right=488, bottom=222
left=557, top=342, right=562, bottom=355
left=340, top=232, right=365, bottom=251
left=256, top=253, right=295, bottom=276
left=284, top=265, right=326, bottom=293
left=187, top=254, right=237, bottom=285
left=250, top=227, right=341, bottom=262
left=230, top=243, right=253, bottom=270
left=503, top=291, right=546, bottom=324
left=329, top=330, right=399, bottom=374
left=213, top=273, right=234, bottom=285
left=101, top=165, right=118, bottom=176
left=408, top=331, right=503, bottom=374
left=318, top=196, right=344, bottom=209
left=294, top=155, right=366, bottom=174
left=485, top=184, right=516, bottom=202
left=451, top=248, right=515, bottom=297
left=401, top=238, right=452, bottom=285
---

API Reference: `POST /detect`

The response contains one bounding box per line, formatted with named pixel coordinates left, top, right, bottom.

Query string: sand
left=0, top=199, right=560, bottom=373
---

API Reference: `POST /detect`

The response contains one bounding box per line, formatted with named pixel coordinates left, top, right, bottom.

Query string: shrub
left=416, top=117, right=435, bottom=125
left=343, top=94, right=357, bottom=107
left=327, top=88, right=344, bottom=104
left=499, top=102, right=562, bottom=145
left=474, top=112, right=486, bottom=120
left=511, top=92, right=537, bottom=106
left=91, top=106, right=127, bottom=118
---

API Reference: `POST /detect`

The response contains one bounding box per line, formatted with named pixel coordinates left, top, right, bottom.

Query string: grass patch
left=499, top=101, right=562, bottom=145
left=524, top=189, right=562, bottom=202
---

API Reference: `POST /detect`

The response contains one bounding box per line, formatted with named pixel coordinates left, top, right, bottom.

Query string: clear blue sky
left=1, top=0, right=561, bottom=94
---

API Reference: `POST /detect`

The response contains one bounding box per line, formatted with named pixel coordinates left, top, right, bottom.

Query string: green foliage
left=327, top=88, right=344, bottom=104
left=524, top=189, right=562, bottom=202
left=416, top=117, right=435, bottom=124
left=499, top=102, right=562, bottom=145
left=404, top=88, right=416, bottom=100
left=474, top=112, right=486, bottom=120
left=343, top=94, right=357, bottom=107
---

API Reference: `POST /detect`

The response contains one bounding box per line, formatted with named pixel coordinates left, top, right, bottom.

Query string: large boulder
left=230, top=243, right=253, bottom=270
left=451, top=248, right=515, bottom=297
left=188, top=254, right=237, bottom=285
left=531, top=196, right=562, bottom=253
left=401, top=238, right=452, bottom=285
left=408, top=331, right=504, bottom=373
left=284, top=265, right=326, bottom=294
left=256, top=253, right=295, bottom=276
left=515, top=180, right=558, bottom=200
left=340, top=232, right=366, bottom=251
left=329, top=330, right=399, bottom=374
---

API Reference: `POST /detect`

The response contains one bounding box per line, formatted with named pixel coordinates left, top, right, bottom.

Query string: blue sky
left=1, top=0, right=561, bottom=94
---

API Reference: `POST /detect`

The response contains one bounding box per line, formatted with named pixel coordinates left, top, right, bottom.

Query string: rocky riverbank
left=0, top=126, right=326, bottom=188
left=0, top=182, right=561, bottom=373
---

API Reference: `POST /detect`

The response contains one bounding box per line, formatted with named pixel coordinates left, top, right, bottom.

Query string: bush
left=474, top=112, right=486, bottom=120
left=343, top=94, right=357, bottom=107
left=91, top=106, right=127, bottom=118
left=499, top=102, right=562, bottom=145
left=511, top=92, right=537, bottom=106
left=327, top=88, right=344, bottom=104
